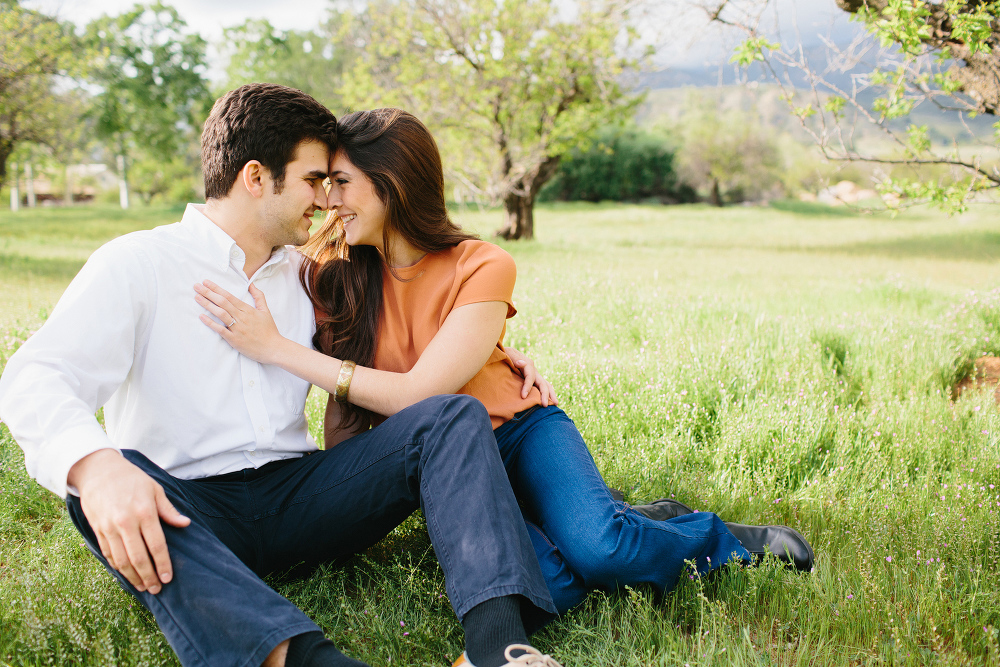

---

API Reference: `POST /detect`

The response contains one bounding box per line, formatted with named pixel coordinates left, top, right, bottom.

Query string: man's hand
left=503, top=346, right=559, bottom=407
left=68, top=449, right=190, bottom=594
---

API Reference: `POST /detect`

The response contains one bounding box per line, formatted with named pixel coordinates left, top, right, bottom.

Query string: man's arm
left=0, top=238, right=187, bottom=593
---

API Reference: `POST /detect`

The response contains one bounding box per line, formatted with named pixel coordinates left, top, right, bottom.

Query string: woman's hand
left=194, top=280, right=285, bottom=364
left=504, top=346, right=558, bottom=407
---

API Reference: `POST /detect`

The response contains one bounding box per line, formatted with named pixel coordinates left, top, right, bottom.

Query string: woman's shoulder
left=450, top=239, right=515, bottom=268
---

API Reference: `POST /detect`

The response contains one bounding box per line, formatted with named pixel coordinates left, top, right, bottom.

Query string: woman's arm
left=194, top=280, right=507, bottom=416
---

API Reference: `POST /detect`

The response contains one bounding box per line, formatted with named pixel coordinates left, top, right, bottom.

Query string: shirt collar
left=182, top=203, right=290, bottom=274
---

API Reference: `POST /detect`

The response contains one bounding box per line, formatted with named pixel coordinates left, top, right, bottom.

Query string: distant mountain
left=637, top=50, right=997, bottom=147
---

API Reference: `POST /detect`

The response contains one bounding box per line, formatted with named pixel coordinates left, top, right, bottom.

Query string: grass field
left=2, top=201, right=1000, bottom=666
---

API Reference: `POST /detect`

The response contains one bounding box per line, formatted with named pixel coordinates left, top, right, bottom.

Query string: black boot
left=725, top=523, right=815, bottom=572
left=630, top=498, right=695, bottom=521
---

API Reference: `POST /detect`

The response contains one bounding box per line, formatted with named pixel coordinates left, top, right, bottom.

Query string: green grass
left=3, top=201, right=1000, bottom=665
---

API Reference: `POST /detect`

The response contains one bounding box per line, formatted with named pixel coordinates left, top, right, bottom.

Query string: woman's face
left=328, top=150, right=388, bottom=248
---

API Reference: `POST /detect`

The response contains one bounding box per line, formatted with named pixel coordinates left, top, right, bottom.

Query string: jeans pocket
left=508, top=404, right=542, bottom=423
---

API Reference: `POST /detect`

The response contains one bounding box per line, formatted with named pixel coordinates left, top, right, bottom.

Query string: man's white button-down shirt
left=0, top=204, right=318, bottom=498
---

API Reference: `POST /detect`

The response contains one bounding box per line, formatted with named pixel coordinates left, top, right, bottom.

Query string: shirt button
left=259, top=426, right=265, bottom=433
left=249, top=450, right=257, bottom=457
left=249, top=380, right=254, bottom=387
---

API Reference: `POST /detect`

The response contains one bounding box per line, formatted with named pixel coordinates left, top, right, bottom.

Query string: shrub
left=540, top=126, right=693, bottom=203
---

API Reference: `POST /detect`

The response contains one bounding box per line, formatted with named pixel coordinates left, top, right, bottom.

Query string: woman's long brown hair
left=299, top=108, right=477, bottom=431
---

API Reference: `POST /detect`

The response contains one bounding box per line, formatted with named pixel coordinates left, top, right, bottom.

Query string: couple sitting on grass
left=0, top=83, right=813, bottom=667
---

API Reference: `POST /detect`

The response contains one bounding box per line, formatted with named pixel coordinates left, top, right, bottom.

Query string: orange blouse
left=372, top=240, right=541, bottom=429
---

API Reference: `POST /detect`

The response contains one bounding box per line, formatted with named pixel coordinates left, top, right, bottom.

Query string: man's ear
left=241, top=161, right=266, bottom=198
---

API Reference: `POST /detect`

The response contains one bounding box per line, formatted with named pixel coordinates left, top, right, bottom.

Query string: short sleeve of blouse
left=453, top=242, right=518, bottom=318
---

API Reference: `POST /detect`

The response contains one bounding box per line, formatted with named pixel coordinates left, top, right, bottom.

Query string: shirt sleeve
left=0, top=237, right=154, bottom=498
left=453, top=243, right=518, bottom=318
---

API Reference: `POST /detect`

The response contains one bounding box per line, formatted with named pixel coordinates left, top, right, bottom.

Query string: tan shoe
left=452, top=644, right=564, bottom=666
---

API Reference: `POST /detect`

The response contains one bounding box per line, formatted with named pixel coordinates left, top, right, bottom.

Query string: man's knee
left=425, top=394, right=491, bottom=436
left=422, top=393, right=487, bottom=415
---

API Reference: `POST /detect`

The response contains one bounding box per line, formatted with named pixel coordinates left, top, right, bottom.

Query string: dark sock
left=284, top=631, right=369, bottom=667
left=462, top=596, right=529, bottom=667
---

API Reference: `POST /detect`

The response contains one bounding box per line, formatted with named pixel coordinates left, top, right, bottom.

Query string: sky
left=24, top=0, right=867, bottom=77
left=23, top=0, right=330, bottom=40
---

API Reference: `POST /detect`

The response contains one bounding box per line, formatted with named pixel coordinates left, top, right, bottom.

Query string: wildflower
left=885, top=556, right=892, bottom=562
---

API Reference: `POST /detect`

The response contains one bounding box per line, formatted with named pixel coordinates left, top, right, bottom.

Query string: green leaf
left=793, top=104, right=816, bottom=120
left=905, top=124, right=931, bottom=156
left=730, top=36, right=781, bottom=67
left=823, top=96, right=846, bottom=118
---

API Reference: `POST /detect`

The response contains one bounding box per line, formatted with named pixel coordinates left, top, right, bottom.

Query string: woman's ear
left=241, top=160, right=266, bottom=198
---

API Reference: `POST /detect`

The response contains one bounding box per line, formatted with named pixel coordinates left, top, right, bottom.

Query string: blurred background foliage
left=1, top=0, right=997, bottom=234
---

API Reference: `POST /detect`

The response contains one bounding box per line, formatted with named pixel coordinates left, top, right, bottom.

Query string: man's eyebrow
left=305, top=169, right=328, bottom=179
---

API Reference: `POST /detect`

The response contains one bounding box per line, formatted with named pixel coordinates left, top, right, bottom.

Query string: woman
left=194, top=109, right=813, bottom=618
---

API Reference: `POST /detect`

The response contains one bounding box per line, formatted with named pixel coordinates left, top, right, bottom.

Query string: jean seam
left=526, top=521, right=558, bottom=551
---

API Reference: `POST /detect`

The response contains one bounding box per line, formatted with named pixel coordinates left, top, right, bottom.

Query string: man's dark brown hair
left=201, top=83, right=337, bottom=199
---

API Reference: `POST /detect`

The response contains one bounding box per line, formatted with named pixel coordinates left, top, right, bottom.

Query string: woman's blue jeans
left=495, top=405, right=751, bottom=614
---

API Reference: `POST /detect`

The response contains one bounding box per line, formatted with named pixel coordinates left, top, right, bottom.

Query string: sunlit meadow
left=2, top=201, right=1000, bottom=666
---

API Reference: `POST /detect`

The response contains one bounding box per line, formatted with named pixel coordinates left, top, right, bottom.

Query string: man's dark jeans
left=67, top=395, right=555, bottom=667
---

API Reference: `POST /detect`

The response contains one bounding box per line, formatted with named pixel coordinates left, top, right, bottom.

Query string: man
left=0, top=84, right=561, bottom=667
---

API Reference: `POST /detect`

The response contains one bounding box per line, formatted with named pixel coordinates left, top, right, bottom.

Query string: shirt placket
left=227, top=246, right=278, bottom=465
left=241, top=354, right=272, bottom=459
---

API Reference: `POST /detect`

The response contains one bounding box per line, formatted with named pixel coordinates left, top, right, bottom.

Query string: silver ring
left=226, top=319, right=237, bottom=329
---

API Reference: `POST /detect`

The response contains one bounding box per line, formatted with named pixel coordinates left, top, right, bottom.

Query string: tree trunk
left=709, top=177, right=723, bottom=207
left=494, top=156, right=561, bottom=241
left=498, top=191, right=535, bottom=240
left=0, top=145, right=11, bottom=192
left=25, top=163, right=36, bottom=208
left=65, top=164, right=73, bottom=205
left=117, top=154, right=130, bottom=210
left=9, top=162, right=19, bottom=212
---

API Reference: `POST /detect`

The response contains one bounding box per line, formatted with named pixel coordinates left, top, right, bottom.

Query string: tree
left=704, top=0, right=1000, bottom=212
left=217, top=18, right=350, bottom=111
left=0, top=1, right=79, bottom=191
left=338, top=0, right=646, bottom=239
left=540, top=125, right=691, bottom=202
left=84, top=3, right=211, bottom=208
left=674, top=94, right=782, bottom=205
left=837, top=0, right=1000, bottom=116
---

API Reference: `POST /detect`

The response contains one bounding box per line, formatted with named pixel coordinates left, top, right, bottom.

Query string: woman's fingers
left=194, top=293, right=237, bottom=326
left=195, top=281, right=243, bottom=314
left=199, top=314, right=230, bottom=335
left=544, top=380, right=559, bottom=406
left=514, top=360, right=534, bottom=399
left=201, top=279, right=237, bottom=302
left=247, top=283, right=269, bottom=312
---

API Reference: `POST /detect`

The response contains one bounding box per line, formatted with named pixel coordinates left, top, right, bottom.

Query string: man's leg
left=248, top=395, right=556, bottom=662
left=66, top=450, right=339, bottom=667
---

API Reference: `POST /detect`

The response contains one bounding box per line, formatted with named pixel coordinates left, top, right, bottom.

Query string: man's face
left=260, top=140, right=330, bottom=248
